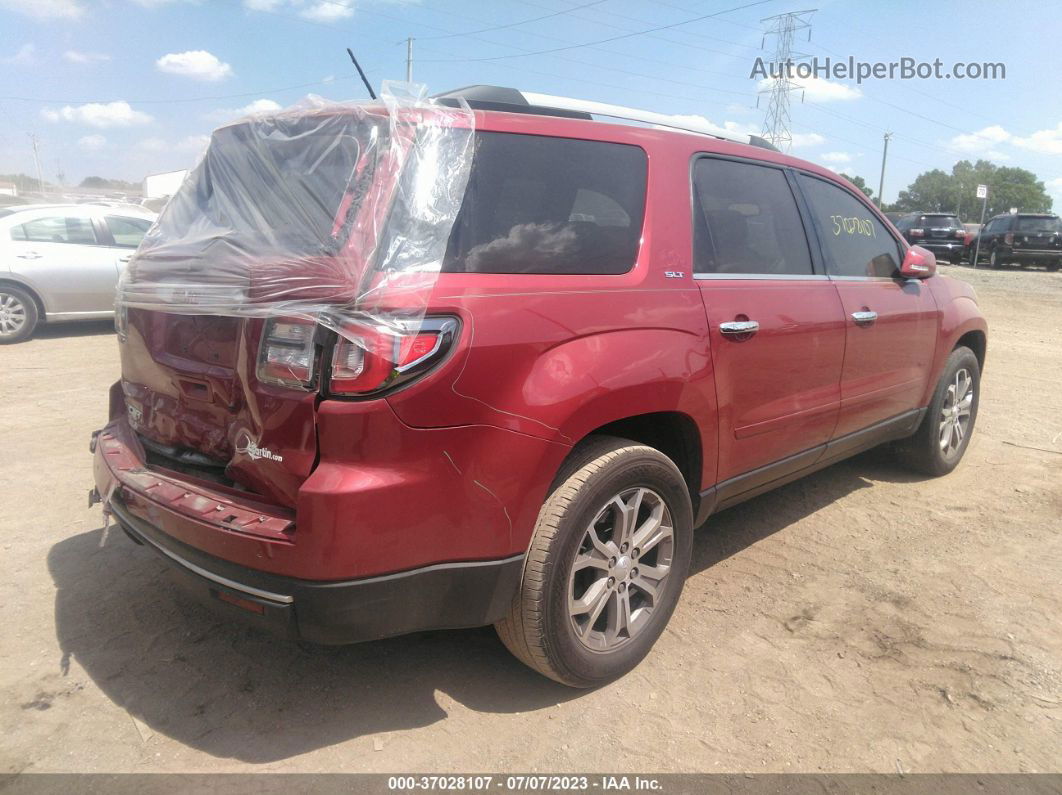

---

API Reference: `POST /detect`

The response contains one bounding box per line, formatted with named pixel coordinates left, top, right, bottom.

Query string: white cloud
left=0, top=0, right=84, bottom=19
left=948, top=125, right=1011, bottom=153
left=1012, top=123, right=1062, bottom=156
left=138, top=135, right=211, bottom=154
left=819, top=151, right=853, bottom=164
left=42, top=101, right=153, bottom=128
left=300, top=1, right=355, bottom=21
left=156, top=50, right=233, bottom=81
left=758, top=75, right=862, bottom=103
left=2, top=43, right=36, bottom=65
left=207, top=98, right=282, bottom=121
left=177, top=135, right=211, bottom=152
left=63, top=49, right=111, bottom=64
left=242, top=0, right=356, bottom=21
left=77, top=134, right=107, bottom=151
left=790, top=131, right=826, bottom=148
left=137, top=137, right=169, bottom=152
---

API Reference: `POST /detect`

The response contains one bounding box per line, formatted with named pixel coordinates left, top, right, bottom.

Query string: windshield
left=1016, top=216, right=1062, bottom=232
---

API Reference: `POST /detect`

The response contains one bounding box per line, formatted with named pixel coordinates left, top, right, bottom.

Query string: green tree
left=839, top=173, right=874, bottom=199
left=892, top=160, right=1051, bottom=220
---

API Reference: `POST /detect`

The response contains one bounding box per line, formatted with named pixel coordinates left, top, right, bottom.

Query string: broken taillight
left=257, top=317, right=319, bottom=389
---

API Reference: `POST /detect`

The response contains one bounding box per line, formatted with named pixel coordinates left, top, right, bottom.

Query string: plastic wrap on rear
left=116, top=81, right=475, bottom=371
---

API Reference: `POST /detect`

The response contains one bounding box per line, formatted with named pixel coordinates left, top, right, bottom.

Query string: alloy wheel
left=568, top=487, right=674, bottom=652
left=939, top=367, right=974, bottom=458
left=0, top=292, right=28, bottom=338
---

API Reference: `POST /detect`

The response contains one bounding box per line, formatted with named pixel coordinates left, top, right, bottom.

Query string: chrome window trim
left=692, top=272, right=829, bottom=281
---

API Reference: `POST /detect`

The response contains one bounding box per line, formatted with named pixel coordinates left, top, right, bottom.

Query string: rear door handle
left=16, top=252, right=42, bottom=260
left=851, top=310, right=878, bottom=325
left=719, top=320, right=760, bottom=336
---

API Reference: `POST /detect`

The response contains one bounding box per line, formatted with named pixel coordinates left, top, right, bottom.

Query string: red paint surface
left=97, top=107, right=987, bottom=582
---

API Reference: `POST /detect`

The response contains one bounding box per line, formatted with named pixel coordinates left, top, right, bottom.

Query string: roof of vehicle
left=0, top=202, right=155, bottom=225
left=987, top=212, right=1059, bottom=220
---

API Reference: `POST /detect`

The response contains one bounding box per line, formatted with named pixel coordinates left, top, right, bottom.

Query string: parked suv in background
left=974, top=212, right=1062, bottom=270
left=893, top=212, right=967, bottom=264
left=90, top=86, right=987, bottom=687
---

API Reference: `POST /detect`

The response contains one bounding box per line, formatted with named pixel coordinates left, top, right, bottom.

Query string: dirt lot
left=1, top=264, right=1060, bottom=775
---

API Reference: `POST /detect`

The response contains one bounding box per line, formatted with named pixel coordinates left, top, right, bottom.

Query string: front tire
left=0, top=285, right=39, bottom=344
left=495, top=436, right=693, bottom=687
left=896, top=346, right=980, bottom=476
left=989, top=248, right=1003, bottom=269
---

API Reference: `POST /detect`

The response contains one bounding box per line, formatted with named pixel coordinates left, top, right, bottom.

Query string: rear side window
left=105, top=215, right=152, bottom=247
left=1016, top=216, right=1062, bottom=233
left=691, top=157, right=812, bottom=276
left=798, top=175, right=901, bottom=278
left=442, top=132, right=647, bottom=274
left=11, top=215, right=97, bottom=245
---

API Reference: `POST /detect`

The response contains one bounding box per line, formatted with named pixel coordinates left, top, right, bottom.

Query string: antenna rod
left=346, top=48, right=377, bottom=100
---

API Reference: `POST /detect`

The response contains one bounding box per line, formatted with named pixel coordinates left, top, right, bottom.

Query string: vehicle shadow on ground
left=48, top=448, right=920, bottom=763
left=34, top=319, right=115, bottom=339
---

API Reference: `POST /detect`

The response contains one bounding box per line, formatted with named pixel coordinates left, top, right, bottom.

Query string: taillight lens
left=955, top=228, right=966, bottom=240
left=257, top=317, right=318, bottom=389
left=328, top=317, right=457, bottom=397
left=910, top=228, right=925, bottom=238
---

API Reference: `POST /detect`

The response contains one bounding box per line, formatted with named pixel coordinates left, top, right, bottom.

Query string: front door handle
left=719, top=320, right=760, bottom=337
left=16, top=252, right=42, bottom=260
left=851, top=310, right=878, bottom=325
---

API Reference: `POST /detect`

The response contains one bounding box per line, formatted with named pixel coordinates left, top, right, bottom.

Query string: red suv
left=90, top=86, right=987, bottom=687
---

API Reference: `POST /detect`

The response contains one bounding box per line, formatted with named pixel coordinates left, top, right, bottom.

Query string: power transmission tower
left=27, top=133, right=45, bottom=195
left=757, top=9, right=815, bottom=152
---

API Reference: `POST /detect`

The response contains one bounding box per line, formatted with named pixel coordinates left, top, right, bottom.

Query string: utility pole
left=877, top=131, right=892, bottom=209
left=757, top=10, right=815, bottom=152
left=28, top=133, right=44, bottom=196
left=406, top=36, right=414, bottom=82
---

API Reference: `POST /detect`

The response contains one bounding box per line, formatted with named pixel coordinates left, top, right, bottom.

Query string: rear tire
left=495, top=436, right=693, bottom=688
left=0, top=285, right=39, bottom=344
left=1047, top=260, right=1060, bottom=272
left=895, top=346, right=980, bottom=476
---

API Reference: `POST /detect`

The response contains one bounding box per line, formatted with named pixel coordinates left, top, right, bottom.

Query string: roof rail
left=433, top=85, right=779, bottom=152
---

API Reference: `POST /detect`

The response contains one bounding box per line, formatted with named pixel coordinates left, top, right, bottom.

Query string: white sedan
left=0, top=204, right=155, bottom=343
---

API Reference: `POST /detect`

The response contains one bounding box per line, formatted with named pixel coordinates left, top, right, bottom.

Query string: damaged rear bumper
left=91, top=418, right=527, bottom=644
left=107, top=495, right=523, bottom=644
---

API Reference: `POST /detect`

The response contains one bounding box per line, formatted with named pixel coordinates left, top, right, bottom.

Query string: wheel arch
left=567, top=411, right=704, bottom=520
left=0, top=277, right=46, bottom=321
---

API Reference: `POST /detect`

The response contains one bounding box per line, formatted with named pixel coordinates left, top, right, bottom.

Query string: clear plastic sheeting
left=116, top=81, right=475, bottom=348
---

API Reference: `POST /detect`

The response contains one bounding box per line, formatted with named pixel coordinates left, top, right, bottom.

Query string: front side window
left=798, top=174, right=901, bottom=278
left=442, top=132, right=647, bottom=274
left=105, top=215, right=152, bottom=247
left=11, top=216, right=97, bottom=245
left=691, top=157, right=812, bottom=276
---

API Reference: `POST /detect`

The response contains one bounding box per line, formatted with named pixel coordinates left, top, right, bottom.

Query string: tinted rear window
left=442, top=132, right=647, bottom=274
left=919, top=215, right=960, bottom=227
left=1016, top=216, right=1062, bottom=232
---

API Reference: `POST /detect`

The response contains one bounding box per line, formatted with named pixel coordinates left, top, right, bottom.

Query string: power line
left=416, top=0, right=611, bottom=40
left=419, top=0, right=778, bottom=63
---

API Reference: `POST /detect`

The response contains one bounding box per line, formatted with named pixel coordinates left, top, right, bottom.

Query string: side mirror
left=900, top=245, right=936, bottom=279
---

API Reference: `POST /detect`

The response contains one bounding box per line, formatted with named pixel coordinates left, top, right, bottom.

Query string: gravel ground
left=1, top=263, right=1060, bottom=774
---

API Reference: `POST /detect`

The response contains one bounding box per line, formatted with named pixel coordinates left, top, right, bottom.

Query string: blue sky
left=2, top=0, right=1061, bottom=207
